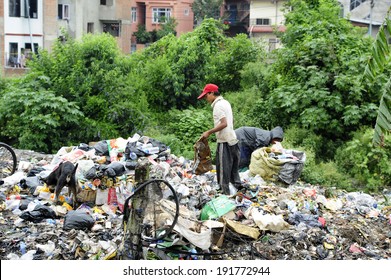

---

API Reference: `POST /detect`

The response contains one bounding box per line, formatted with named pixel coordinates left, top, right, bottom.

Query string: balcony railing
left=4, top=52, right=29, bottom=68
left=224, top=10, right=249, bottom=25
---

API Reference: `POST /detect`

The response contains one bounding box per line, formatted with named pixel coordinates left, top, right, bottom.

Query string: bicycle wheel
left=119, top=179, right=180, bottom=260
left=0, top=142, right=17, bottom=179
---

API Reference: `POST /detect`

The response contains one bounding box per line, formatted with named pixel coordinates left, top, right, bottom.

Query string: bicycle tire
left=123, top=179, right=179, bottom=242
left=0, top=142, right=17, bottom=179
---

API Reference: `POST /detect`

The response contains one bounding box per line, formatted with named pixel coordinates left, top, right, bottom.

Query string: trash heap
left=0, top=134, right=390, bottom=260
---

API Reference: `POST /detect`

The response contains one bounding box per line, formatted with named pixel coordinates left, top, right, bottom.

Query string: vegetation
left=362, top=7, right=391, bottom=146
left=133, top=18, right=178, bottom=44
left=191, top=0, right=223, bottom=24
left=0, top=1, right=390, bottom=192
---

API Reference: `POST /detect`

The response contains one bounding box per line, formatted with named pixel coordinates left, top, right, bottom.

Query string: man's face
left=204, top=92, right=214, bottom=103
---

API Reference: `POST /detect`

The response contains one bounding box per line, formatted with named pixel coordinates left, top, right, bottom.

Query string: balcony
left=223, top=0, right=250, bottom=27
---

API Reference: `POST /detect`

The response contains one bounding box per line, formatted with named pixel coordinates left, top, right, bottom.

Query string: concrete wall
left=249, top=0, right=285, bottom=26
left=2, top=0, right=44, bottom=71
left=0, top=0, right=196, bottom=73
left=249, top=0, right=286, bottom=49
left=43, top=0, right=58, bottom=53
left=339, top=0, right=391, bottom=24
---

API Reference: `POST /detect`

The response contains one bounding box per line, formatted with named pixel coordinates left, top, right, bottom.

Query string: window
left=87, top=22, right=94, bottom=33
left=100, top=0, right=113, bottom=6
left=152, top=8, right=171, bottom=23
left=350, top=0, right=366, bottom=11
left=184, top=8, right=189, bottom=16
left=26, top=0, right=38, bottom=18
left=9, top=0, right=21, bottom=17
left=242, top=3, right=250, bottom=10
left=58, top=4, right=70, bottom=20
left=268, top=38, right=280, bottom=51
left=131, top=7, right=137, bottom=23
left=256, top=18, right=270, bottom=25
left=103, top=22, right=120, bottom=37
left=25, top=43, right=39, bottom=57
left=8, top=42, right=18, bottom=67
left=131, top=43, right=137, bottom=53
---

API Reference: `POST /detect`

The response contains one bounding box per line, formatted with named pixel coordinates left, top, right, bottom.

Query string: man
left=235, top=126, right=284, bottom=169
left=198, top=83, right=242, bottom=194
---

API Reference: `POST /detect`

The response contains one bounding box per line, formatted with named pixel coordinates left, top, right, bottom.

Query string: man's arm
left=202, top=117, right=227, bottom=139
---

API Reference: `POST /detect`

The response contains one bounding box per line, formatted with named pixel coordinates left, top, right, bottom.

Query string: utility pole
left=369, top=0, right=375, bottom=36
left=25, top=0, right=35, bottom=54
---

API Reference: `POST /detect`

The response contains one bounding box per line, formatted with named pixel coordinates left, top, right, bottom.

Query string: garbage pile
left=0, top=134, right=390, bottom=260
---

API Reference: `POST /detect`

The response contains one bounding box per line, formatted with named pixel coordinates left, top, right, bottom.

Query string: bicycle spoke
left=0, top=143, right=17, bottom=179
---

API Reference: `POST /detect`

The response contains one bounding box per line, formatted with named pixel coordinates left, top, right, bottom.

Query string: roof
left=248, top=25, right=287, bottom=33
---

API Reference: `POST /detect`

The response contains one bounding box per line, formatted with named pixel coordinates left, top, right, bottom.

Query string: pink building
left=131, top=0, right=194, bottom=47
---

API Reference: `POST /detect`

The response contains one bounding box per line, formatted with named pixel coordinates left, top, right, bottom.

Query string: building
left=0, top=0, right=195, bottom=76
left=129, top=0, right=194, bottom=49
left=0, top=0, right=58, bottom=76
left=222, top=0, right=250, bottom=36
left=221, top=0, right=287, bottom=50
left=56, top=0, right=194, bottom=52
left=247, top=0, right=286, bottom=51
left=1, top=0, right=389, bottom=76
left=339, top=0, right=391, bottom=37
left=57, top=0, right=133, bottom=54
left=238, top=0, right=390, bottom=51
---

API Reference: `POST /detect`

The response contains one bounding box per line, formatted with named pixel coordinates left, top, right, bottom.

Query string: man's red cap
left=197, top=84, right=218, bottom=99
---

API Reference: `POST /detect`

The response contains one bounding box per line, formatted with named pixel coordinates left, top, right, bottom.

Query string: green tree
left=156, top=17, right=178, bottom=40
left=192, top=0, right=223, bottom=24
left=128, top=19, right=260, bottom=111
left=0, top=82, right=83, bottom=153
left=133, top=24, right=152, bottom=44
left=363, top=7, right=391, bottom=146
left=25, top=32, right=146, bottom=142
left=253, top=0, right=378, bottom=159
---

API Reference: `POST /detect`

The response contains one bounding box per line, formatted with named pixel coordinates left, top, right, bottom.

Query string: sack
left=249, top=147, right=284, bottom=181
left=249, top=147, right=305, bottom=185
left=278, top=150, right=306, bottom=185
left=193, top=137, right=213, bottom=175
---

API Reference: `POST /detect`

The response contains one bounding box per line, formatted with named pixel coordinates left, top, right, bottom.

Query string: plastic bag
left=93, top=141, right=109, bottom=156
left=278, top=150, right=306, bottom=185
left=20, top=204, right=57, bottom=222
left=200, top=195, right=236, bottom=220
left=63, top=209, right=95, bottom=230
left=192, top=137, right=213, bottom=175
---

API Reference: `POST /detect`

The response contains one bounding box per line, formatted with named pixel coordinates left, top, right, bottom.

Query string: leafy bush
left=246, top=0, right=378, bottom=160
left=153, top=107, right=216, bottom=159
left=129, top=19, right=261, bottom=112
left=225, top=88, right=267, bottom=128
left=335, top=127, right=391, bottom=192
left=0, top=86, right=83, bottom=153
left=302, top=158, right=353, bottom=190
left=283, top=126, right=324, bottom=160
left=133, top=24, right=152, bottom=44
left=167, top=107, right=214, bottom=144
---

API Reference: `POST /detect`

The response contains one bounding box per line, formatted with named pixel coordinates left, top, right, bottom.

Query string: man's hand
left=201, top=117, right=227, bottom=139
left=201, top=131, right=211, bottom=139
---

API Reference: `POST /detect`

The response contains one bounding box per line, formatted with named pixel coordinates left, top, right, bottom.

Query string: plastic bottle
left=129, top=152, right=137, bottom=160
left=189, top=248, right=198, bottom=260
left=110, top=149, right=118, bottom=162
left=143, top=146, right=160, bottom=154
left=20, top=241, right=26, bottom=254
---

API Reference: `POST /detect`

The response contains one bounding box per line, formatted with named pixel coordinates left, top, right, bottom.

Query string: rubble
left=0, top=137, right=390, bottom=260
